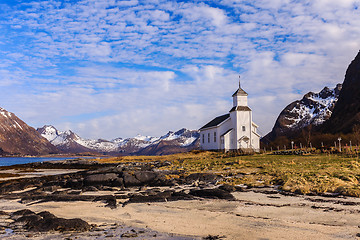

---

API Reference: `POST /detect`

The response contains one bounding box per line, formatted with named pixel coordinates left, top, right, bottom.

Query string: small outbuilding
left=199, top=82, right=260, bottom=152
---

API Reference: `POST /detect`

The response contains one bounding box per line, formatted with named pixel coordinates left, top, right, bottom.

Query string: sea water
left=0, top=157, right=79, bottom=167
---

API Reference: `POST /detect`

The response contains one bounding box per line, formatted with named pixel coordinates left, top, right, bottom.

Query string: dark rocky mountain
left=0, top=108, right=57, bottom=155
left=322, top=51, right=360, bottom=133
left=264, top=84, right=342, bottom=142
left=38, top=125, right=200, bottom=155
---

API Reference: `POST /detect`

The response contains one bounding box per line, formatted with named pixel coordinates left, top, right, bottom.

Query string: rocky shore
left=0, top=158, right=359, bottom=239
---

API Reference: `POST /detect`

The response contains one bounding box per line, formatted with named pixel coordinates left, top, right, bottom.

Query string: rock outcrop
left=322, top=51, right=360, bottom=133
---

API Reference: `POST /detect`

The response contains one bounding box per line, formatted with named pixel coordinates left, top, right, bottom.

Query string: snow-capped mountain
left=37, top=125, right=200, bottom=155
left=265, top=84, right=342, bottom=141
left=0, top=108, right=57, bottom=155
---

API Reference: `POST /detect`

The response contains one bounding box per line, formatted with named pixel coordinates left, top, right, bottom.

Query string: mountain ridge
left=264, top=84, right=342, bottom=142
left=322, top=50, right=360, bottom=133
left=37, top=125, right=200, bottom=155
left=0, top=108, right=58, bottom=155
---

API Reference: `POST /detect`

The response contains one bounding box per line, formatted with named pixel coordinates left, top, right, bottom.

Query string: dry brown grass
left=96, top=151, right=360, bottom=197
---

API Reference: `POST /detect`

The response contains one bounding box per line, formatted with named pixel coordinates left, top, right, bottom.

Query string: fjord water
left=0, top=157, right=79, bottom=166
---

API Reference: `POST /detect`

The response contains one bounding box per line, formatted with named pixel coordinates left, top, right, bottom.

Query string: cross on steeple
left=239, top=75, right=241, bottom=88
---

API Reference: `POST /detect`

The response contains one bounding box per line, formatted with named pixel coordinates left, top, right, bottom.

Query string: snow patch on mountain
left=283, top=84, right=342, bottom=129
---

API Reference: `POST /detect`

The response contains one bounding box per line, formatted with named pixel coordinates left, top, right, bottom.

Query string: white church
left=199, top=81, right=260, bottom=152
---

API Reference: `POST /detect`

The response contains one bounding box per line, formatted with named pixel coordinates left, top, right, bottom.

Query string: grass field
left=97, top=151, right=360, bottom=197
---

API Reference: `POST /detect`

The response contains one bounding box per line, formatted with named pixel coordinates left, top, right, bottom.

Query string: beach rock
left=84, top=173, right=119, bottom=185
left=218, top=184, right=236, bottom=192
left=185, top=173, right=221, bottom=184
left=112, top=177, right=124, bottom=188
left=121, top=231, right=138, bottom=238
left=28, top=217, right=91, bottom=232
left=94, top=195, right=117, bottom=209
left=203, top=235, right=225, bottom=239
left=16, top=214, right=42, bottom=224
left=83, top=186, right=99, bottom=192
left=37, top=211, right=56, bottom=219
left=134, top=171, right=159, bottom=183
left=123, top=172, right=141, bottom=186
left=11, top=209, right=36, bottom=220
left=65, top=179, right=83, bottom=189
left=124, top=190, right=174, bottom=205
left=10, top=209, right=91, bottom=232
left=41, top=186, right=61, bottom=192
left=123, top=190, right=194, bottom=206
left=189, top=188, right=235, bottom=200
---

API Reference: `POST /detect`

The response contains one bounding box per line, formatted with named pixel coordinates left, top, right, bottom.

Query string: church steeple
left=232, top=76, right=248, bottom=107
left=232, top=76, right=248, bottom=97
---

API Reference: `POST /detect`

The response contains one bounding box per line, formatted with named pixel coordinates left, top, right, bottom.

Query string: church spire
left=232, top=76, right=248, bottom=97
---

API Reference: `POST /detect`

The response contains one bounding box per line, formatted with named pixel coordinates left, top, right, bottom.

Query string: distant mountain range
left=37, top=125, right=199, bottom=155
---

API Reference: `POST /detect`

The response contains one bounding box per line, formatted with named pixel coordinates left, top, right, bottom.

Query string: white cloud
left=0, top=0, right=360, bottom=139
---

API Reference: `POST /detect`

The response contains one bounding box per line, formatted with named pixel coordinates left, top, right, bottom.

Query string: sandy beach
left=0, top=187, right=359, bottom=239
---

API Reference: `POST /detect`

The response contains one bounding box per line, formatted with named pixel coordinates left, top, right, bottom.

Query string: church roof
left=199, top=113, right=230, bottom=130
left=221, top=128, right=233, bottom=137
left=229, top=106, right=251, bottom=112
left=232, top=87, right=248, bottom=97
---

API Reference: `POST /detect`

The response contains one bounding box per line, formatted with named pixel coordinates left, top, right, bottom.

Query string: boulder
left=134, top=171, right=159, bottom=183
left=189, top=188, right=235, bottom=200
left=84, top=173, right=119, bottom=186
left=28, top=217, right=91, bottom=232
left=123, top=172, right=141, bottom=187
left=11, top=209, right=91, bottom=232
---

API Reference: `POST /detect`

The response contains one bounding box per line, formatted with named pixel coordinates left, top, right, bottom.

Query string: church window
left=202, top=134, right=204, bottom=143
left=208, top=133, right=210, bottom=143
left=214, top=132, right=216, bottom=142
left=242, top=126, right=246, bottom=131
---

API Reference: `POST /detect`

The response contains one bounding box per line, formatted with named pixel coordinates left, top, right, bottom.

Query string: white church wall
left=235, top=111, right=252, bottom=149
left=200, top=118, right=232, bottom=150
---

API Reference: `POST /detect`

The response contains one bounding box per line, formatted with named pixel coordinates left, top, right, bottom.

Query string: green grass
left=97, top=151, right=360, bottom=197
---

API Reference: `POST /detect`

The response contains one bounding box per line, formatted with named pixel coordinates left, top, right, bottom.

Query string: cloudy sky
left=0, top=0, right=360, bottom=139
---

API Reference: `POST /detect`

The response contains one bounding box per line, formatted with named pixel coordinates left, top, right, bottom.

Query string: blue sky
left=1, top=0, right=360, bottom=139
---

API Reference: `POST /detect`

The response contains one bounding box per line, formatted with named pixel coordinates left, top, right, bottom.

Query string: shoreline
left=0, top=158, right=359, bottom=239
